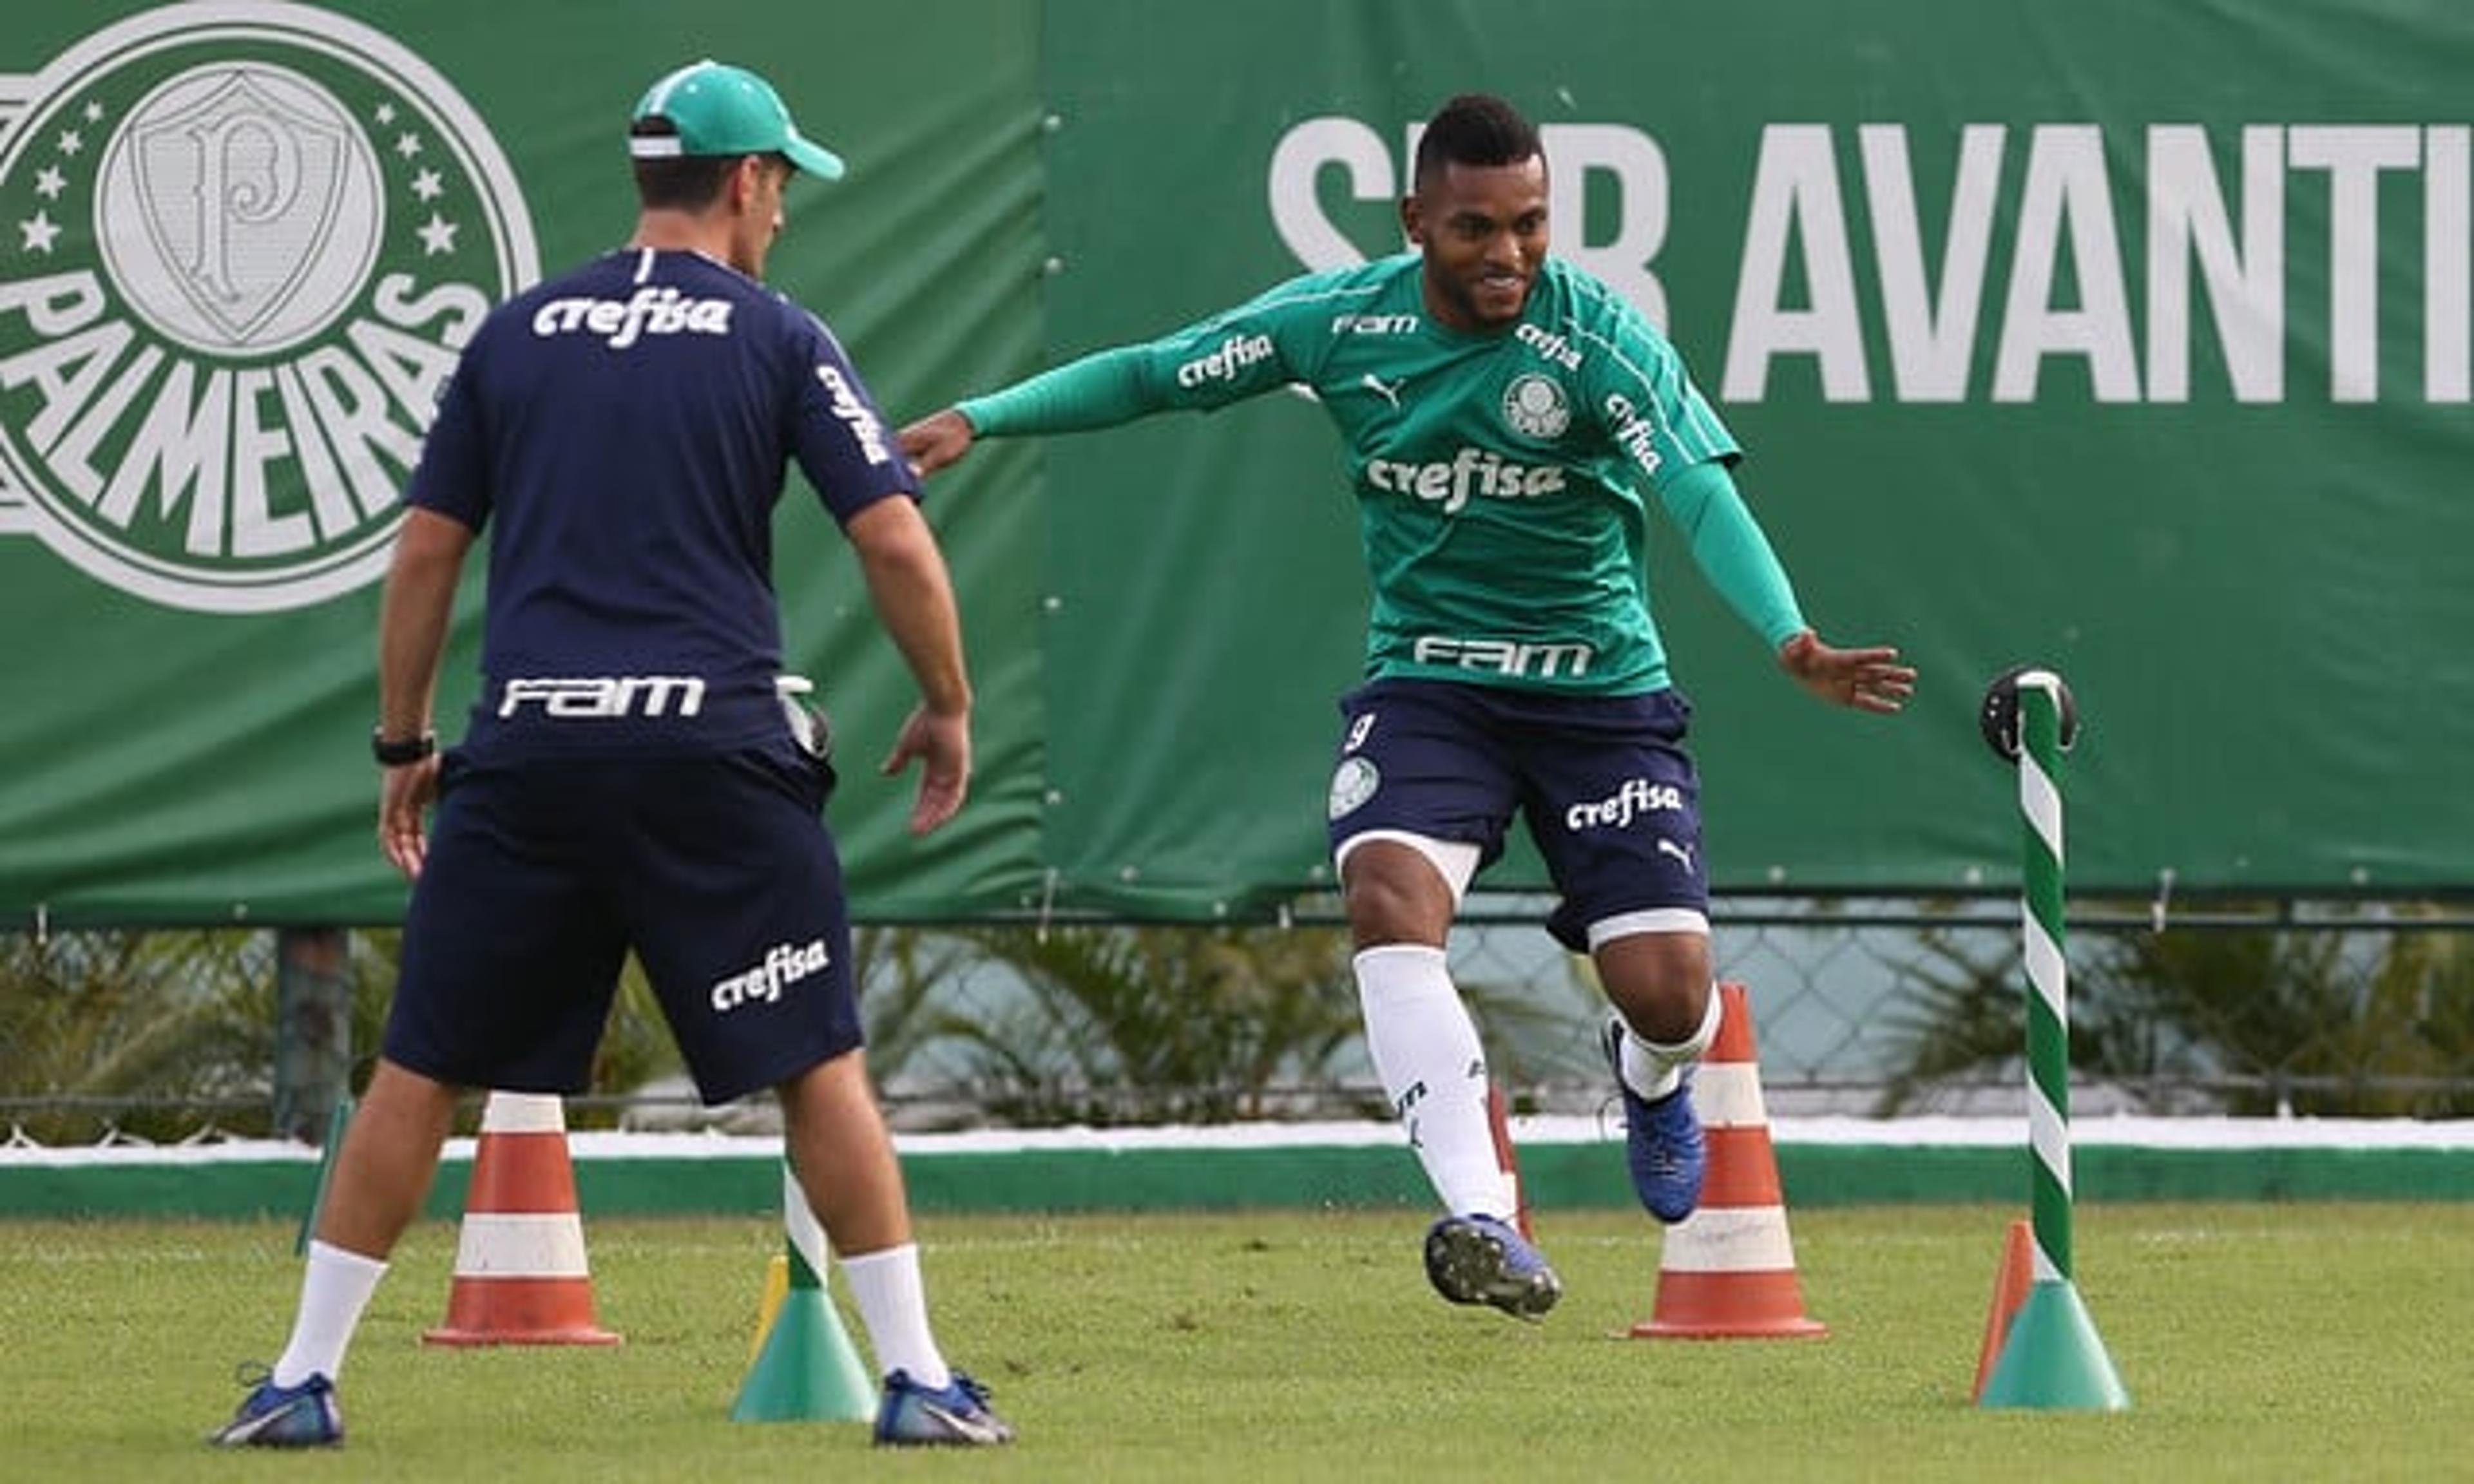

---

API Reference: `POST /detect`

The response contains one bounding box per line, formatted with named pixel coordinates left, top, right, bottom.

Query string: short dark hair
left=629, top=117, right=742, bottom=210
left=1414, top=93, right=1544, bottom=188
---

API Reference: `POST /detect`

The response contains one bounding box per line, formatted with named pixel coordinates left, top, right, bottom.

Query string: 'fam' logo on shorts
left=0, top=3, right=539, bottom=612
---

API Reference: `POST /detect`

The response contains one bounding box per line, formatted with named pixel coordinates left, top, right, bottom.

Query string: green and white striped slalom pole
left=1977, top=669, right=2130, bottom=1412
left=2019, top=674, right=2076, bottom=1288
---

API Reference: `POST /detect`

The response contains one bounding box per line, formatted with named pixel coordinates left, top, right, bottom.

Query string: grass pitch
left=5, top=1203, right=2468, bottom=1481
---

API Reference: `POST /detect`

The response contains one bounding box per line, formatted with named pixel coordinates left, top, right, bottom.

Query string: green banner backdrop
left=2, top=0, right=2468, bottom=926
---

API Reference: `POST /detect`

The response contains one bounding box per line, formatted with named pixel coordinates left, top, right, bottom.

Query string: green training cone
left=729, top=1248, right=876, bottom=1423
left=1977, top=1279, right=2132, bottom=1411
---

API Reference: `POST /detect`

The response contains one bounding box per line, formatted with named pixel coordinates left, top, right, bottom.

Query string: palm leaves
left=0, top=930, right=388, bottom=1142
left=1874, top=903, right=2474, bottom=1116
left=10, top=904, right=2471, bottom=1138
left=912, top=924, right=1365, bottom=1125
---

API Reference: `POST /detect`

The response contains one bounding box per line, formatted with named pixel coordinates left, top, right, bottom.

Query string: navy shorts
left=1325, top=678, right=1706, bottom=952
left=386, top=741, right=859, bottom=1105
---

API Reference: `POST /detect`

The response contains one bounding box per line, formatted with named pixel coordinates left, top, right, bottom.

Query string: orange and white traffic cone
left=1629, top=982, right=1826, bottom=1339
left=1972, top=1217, right=2037, bottom=1400
left=424, top=1092, right=621, bottom=1346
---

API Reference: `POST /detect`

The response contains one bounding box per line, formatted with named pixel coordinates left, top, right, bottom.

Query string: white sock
left=1617, top=985, right=1724, bottom=1101
left=838, top=1244, right=951, bottom=1390
left=272, top=1241, right=388, bottom=1386
left=1356, top=944, right=1515, bottom=1220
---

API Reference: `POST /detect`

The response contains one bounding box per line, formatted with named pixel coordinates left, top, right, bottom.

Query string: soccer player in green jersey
left=901, top=93, right=1913, bottom=1318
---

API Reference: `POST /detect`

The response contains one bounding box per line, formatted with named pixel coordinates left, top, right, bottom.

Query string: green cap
left=628, top=60, right=845, bottom=180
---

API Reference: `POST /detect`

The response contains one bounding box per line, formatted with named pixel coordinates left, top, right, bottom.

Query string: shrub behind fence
left=5, top=896, right=2472, bottom=1145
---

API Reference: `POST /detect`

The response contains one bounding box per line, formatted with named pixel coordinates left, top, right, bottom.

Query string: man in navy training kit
left=900, top=93, right=1913, bottom=1319
left=212, top=61, right=1013, bottom=1447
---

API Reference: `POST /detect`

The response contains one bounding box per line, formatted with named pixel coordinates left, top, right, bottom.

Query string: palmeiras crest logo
left=0, top=2, right=538, bottom=612
left=1499, top=372, right=1569, bottom=441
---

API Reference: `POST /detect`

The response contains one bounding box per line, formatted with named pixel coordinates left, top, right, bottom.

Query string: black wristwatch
left=371, top=728, right=437, bottom=766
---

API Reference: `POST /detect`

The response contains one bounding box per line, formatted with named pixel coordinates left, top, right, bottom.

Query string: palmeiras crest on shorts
left=1499, top=372, right=1569, bottom=441
left=0, top=2, right=539, bottom=613
left=1327, top=756, right=1380, bottom=819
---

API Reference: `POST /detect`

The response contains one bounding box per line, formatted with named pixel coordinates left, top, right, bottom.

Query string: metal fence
left=5, top=895, right=2473, bottom=1146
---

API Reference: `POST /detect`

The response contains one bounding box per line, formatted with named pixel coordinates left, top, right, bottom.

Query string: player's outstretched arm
left=1778, top=630, right=1916, bottom=715
left=898, top=408, right=977, bottom=479
left=899, top=344, right=1175, bottom=479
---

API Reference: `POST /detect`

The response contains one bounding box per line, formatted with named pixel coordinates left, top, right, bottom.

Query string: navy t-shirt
left=407, top=247, right=914, bottom=758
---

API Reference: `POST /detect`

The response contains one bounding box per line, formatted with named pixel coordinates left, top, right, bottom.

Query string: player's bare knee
left=1337, top=833, right=1473, bottom=946
left=1593, top=924, right=1712, bottom=1043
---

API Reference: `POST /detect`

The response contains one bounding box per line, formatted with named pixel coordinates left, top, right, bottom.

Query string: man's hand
left=897, top=408, right=975, bottom=478
left=880, top=703, right=971, bottom=834
left=377, top=756, right=443, bottom=879
left=1778, top=631, right=1916, bottom=714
